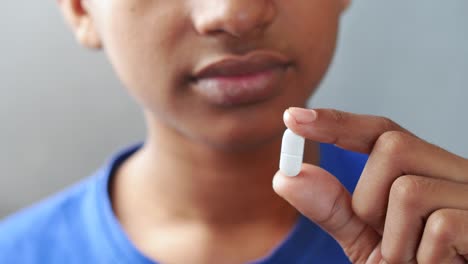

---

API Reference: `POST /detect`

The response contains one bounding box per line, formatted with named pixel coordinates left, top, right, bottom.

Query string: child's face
left=79, top=0, right=348, bottom=149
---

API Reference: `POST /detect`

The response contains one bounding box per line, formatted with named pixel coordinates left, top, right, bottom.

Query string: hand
left=273, top=108, right=468, bottom=264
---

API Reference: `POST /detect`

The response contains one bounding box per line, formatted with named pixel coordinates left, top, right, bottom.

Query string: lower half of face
left=96, top=0, right=341, bottom=150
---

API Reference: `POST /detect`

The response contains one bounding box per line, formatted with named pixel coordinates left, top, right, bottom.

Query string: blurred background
left=1, top=0, right=467, bottom=218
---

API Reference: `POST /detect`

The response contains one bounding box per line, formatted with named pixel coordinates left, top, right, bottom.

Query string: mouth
left=191, top=51, right=292, bottom=107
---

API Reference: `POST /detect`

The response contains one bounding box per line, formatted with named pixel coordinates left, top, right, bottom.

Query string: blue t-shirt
left=0, top=144, right=367, bottom=264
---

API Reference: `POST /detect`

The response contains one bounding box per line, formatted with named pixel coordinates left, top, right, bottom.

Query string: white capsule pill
left=279, top=129, right=305, bottom=177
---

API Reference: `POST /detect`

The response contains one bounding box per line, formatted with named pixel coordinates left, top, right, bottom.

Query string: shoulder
left=0, top=175, right=99, bottom=263
left=0, top=145, right=141, bottom=263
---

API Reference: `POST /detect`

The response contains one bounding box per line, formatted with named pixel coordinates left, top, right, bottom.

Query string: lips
left=191, top=51, right=291, bottom=106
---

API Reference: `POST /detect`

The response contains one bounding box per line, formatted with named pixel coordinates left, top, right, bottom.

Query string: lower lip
left=191, top=67, right=287, bottom=106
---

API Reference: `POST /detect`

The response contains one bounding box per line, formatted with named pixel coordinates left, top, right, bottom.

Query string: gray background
left=1, top=0, right=467, bottom=218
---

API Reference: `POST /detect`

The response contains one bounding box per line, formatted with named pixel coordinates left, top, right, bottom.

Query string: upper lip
left=193, top=51, right=292, bottom=80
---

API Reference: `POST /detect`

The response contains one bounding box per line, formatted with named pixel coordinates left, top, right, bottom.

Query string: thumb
left=273, top=164, right=381, bottom=263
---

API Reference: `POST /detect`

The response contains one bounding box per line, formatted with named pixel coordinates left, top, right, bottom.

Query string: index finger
left=284, top=107, right=412, bottom=153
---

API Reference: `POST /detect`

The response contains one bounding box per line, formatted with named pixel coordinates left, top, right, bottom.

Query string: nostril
left=191, top=0, right=276, bottom=38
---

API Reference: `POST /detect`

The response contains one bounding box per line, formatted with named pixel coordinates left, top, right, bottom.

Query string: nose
left=192, top=0, right=276, bottom=38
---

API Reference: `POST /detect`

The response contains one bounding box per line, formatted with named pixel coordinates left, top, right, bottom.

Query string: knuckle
left=379, top=116, right=398, bottom=132
left=351, top=198, right=371, bottom=223
left=389, top=176, right=423, bottom=209
left=329, top=109, right=347, bottom=124
left=317, top=186, right=348, bottom=230
left=381, top=242, right=405, bottom=264
left=375, top=130, right=409, bottom=157
left=416, top=249, right=433, bottom=264
left=425, top=209, right=457, bottom=244
left=352, top=196, right=383, bottom=227
left=381, top=251, right=401, bottom=264
left=381, top=240, right=416, bottom=264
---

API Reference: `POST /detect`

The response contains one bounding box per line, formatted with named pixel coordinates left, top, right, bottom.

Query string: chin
left=195, top=115, right=285, bottom=152
left=164, top=85, right=306, bottom=152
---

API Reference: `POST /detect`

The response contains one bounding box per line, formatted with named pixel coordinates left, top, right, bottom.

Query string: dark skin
left=276, top=108, right=468, bottom=264
left=58, top=0, right=468, bottom=263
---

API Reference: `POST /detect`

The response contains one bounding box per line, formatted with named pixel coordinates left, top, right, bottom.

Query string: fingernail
left=379, top=260, right=388, bottom=264
left=287, top=107, right=317, bottom=124
left=283, top=109, right=294, bottom=124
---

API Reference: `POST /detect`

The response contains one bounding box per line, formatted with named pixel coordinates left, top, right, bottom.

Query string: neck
left=111, top=115, right=319, bottom=228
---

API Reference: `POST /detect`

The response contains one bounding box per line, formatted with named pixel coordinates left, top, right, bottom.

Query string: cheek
left=277, top=1, right=340, bottom=93
left=96, top=1, right=190, bottom=111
